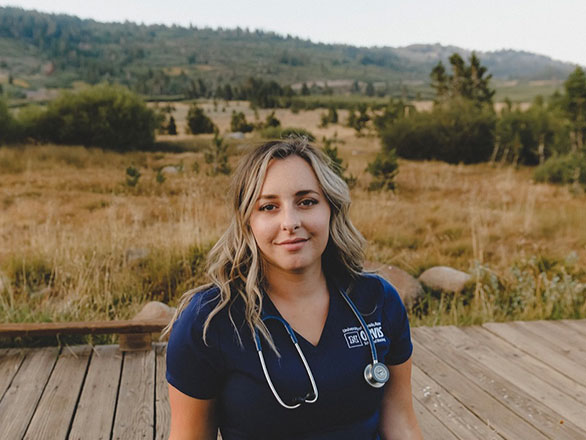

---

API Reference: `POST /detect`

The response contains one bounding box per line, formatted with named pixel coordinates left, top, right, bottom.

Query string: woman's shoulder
left=346, top=272, right=406, bottom=314
left=171, top=285, right=226, bottom=336
left=354, top=272, right=401, bottom=299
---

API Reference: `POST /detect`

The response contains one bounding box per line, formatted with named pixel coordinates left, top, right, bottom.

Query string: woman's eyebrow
left=258, top=189, right=320, bottom=200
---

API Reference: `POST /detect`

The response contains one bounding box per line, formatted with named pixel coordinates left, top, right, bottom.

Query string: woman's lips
left=277, top=238, right=308, bottom=251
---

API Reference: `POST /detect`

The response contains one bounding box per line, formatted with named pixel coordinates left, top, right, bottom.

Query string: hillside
left=0, top=6, right=579, bottom=101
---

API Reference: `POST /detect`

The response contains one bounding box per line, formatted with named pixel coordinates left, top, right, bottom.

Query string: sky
left=2, top=0, right=586, bottom=66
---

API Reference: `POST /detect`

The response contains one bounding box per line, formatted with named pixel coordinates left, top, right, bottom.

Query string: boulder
left=418, top=266, right=471, bottom=293
left=133, top=301, right=176, bottom=323
left=227, top=131, right=245, bottom=139
left=363, top=261, right=423, bottom=307
left=161, top=166, right=179, bottom=175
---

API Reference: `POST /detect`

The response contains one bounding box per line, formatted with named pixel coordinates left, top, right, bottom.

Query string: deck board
left=0, top=348, right=26, bottom=401
left=155, top=343, right=171, bottom=440
left=0, top=346, right=60, bottom=440
left=515, top=320, right=586, bottom=364
left=483, top=321, right=586, bottom=384
left=413, top=397, right=460, bottom=440
left=0, top=319, right=584, bottom=439
left=463, top=325, right=586, bottom=429
left=23, top=345, right=92, bottom=440
left=411, top=365, right=503, bottom=440
left=416, top=326, right=585, bottom=439
left=412, top=337, right=550, bottom=440
left=462, top=326, right=586, bottom=407
left=68, top=345, right=122, bottom=440
left=111, top=349, right=155, bottom=439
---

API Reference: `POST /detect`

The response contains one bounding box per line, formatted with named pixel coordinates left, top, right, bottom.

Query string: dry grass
left=1, top=106, right=585, bottom=333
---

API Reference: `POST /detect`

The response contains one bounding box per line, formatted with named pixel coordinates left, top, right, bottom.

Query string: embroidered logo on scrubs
left=342, top=322, right=385, bottom=348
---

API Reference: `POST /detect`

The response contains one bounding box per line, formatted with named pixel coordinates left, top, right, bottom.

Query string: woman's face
left=249, top=155, right=331, bottom=277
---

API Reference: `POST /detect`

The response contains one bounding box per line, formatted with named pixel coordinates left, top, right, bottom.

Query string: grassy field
left=1, top=106, right=585, bottom=342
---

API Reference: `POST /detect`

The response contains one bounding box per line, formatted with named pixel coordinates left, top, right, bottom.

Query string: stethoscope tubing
left=255, top=283, right=387, bottom=409
left=254, top=315, right=319, bottom=409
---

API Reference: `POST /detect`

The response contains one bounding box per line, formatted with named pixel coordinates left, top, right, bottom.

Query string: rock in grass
left=227, top=131, right=245, bottom=139
left=364, top=261, right=423, bottom=307
left=161, top=166, right=180, bottom=175
left=418, top=266, right=471, bottom=293
left=133, top=301, right=176, bottom=322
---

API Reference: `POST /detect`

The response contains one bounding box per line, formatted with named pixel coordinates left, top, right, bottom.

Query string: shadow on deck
left=1, top=319, right=585, bottom=439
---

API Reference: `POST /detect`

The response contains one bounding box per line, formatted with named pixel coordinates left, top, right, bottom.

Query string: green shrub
left=126, top=166, right=141, bottom=187
left=0, top=98, right=19, bottom=144
left=205, top=132, right=231, bottom=175
left=186, top=103, right=216, bottom=134
left=534, top=153, right=586, bottom=186
left=6, top=255, right=54, bottom=293
left=264, top=111, right=281, bottom=128
left=496, top=103, right=570, bottom=165
left=381, top=99, right=496, bottom=164
left=366, top=149, right=399, bottom=190
left=35, top=84, right=158, bottom=150
left=230, top=111, right=253, bottom=133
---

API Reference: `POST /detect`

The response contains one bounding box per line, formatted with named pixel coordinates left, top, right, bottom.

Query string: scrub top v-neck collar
left=261, top=283, right=335, bottom=349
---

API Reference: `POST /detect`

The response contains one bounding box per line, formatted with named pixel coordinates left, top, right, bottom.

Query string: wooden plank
left=0, top=348, right=27, bottom=402
left=155, top=343, right=170, bottom=440
left=69, top=345, right=122, bottom=440
left=539, top=320, right=586, bottom=347
left=513, top=320, right=586, bottom=364
left=560, top=319, right=586, bottom=336
left=23, top=345, right=92, bottom=439
left=460, top=325, right=586, bottom=406
left=411, top=364, right=503, bottom=440
left=460, top=326, right=586, bottom=432
left=416, top=326, right=586, bottom=439
left=412, top=335, right=550, bottom=440
left=0, top=346, right=60, bottom=440
left=0, top=319, right=169, bottom=337
left=483, top=321, right=586, bottom=384
left=112, top=348, right=155, bottom=439
left=412, top=397, right=460, bottom=440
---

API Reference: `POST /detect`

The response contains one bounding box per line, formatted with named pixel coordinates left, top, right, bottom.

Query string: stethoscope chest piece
left=364, top=362, right=390, bottom=388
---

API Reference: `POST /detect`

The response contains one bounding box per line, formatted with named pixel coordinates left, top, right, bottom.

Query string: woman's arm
left=168, top=384, right=218, bottom=440
left=379, top=357, right=423, bottom=440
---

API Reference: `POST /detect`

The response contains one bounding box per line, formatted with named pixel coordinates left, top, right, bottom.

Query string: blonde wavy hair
left=164, top=138, right=366, bottom=349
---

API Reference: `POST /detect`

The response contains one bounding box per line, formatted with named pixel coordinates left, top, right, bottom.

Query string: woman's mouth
left=277, top=238, right=308, bottom=251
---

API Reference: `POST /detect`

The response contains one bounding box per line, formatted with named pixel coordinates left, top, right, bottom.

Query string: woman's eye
left=300, top=199, right=318, bottom=207
left=259, top=204, right=277, bottom=211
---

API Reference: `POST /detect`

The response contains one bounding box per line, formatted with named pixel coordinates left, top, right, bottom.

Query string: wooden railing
left=0, top=301, right=174, bottom=351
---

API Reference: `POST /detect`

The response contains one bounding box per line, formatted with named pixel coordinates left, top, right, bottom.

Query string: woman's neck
left=263, top=263, right=328, bottom=303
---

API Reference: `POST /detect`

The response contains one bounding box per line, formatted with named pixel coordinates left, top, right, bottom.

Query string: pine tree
left=430, top=53, right=494, bottom=108
left=168, top=116, right=177, bottom=135
left=562, top=67, right=586, bottom=151
left=365, top=81, right=375, bottom=97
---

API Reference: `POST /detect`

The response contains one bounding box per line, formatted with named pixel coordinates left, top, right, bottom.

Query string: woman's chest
left=216, top=294, right=391, bottom=438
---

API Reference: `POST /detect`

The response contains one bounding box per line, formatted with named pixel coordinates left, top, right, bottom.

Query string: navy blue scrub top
left=166, top=273, right=413, bottom=440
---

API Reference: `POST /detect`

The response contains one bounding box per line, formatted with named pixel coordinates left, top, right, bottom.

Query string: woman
left=165, top=139, right=422, bottom=440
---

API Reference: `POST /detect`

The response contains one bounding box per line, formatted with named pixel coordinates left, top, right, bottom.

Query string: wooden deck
left=1, top=319, right=585, bottom=439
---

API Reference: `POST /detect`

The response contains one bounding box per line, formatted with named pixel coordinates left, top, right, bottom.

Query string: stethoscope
left=254, top=285, right=390, bottom=409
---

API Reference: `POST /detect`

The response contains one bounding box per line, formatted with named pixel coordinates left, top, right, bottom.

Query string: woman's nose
left=281, top=205, right=300, bottom=231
